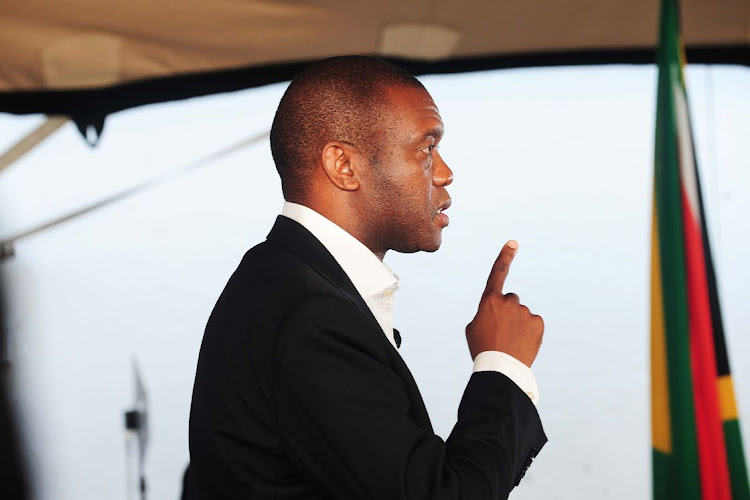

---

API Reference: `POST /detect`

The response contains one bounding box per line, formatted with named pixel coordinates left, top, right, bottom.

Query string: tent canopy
left=0, top=0, right=748, bottom=123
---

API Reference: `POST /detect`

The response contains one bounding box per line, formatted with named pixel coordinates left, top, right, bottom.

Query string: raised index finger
left=484, top=240, right=518, bottom=294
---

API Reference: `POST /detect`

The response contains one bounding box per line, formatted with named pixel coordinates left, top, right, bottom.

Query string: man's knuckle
left=534, top=314, right=545, bottom=330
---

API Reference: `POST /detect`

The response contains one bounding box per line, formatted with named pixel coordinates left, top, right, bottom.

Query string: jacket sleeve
left=272, top=293, right=546, bottom=500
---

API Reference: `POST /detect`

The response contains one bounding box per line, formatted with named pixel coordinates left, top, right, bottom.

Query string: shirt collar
left=281, top=202, right=398, bottom=300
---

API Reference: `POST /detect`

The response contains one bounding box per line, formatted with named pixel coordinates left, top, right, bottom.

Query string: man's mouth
left=436, top=199, right=451, bottom=227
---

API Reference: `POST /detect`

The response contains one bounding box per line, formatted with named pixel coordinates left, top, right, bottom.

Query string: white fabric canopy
left=0, top=0, right=747, bottom=116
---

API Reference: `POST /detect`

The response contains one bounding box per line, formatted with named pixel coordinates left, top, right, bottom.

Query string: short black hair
left=270, top=56, right=425, bottom=201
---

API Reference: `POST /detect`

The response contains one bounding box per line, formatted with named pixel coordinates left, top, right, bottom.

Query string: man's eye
left=423, top=144, right=438, bottom=154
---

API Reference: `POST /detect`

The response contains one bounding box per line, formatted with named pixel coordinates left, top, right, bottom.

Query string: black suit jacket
left=187, top=216, right=547, bottom=499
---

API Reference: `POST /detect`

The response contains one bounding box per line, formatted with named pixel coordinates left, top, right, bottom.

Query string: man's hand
left=466, top=241, right=544, bottom=367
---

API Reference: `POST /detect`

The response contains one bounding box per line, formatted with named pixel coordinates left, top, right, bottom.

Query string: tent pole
left=0, top=116, right=68, bottom=174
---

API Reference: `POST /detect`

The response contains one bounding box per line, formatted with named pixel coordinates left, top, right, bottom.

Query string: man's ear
left=321, top=142, right=360, bottom=192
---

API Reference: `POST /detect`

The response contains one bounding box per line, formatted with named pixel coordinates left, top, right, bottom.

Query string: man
left=187, top=56, right=546, bottom=499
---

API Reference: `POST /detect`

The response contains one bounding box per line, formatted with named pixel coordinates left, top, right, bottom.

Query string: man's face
left=358, top=85, right=453, bottom=255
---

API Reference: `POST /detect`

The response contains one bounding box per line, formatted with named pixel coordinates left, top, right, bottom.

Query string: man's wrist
left=473, top=351, right=540, bottom=405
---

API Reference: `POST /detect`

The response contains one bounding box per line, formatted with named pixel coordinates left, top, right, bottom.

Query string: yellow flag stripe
left=718, top=375, right=739, bottom=421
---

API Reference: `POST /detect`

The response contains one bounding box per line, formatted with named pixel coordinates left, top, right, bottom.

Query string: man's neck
left=285, top=199, right=387, bottom=261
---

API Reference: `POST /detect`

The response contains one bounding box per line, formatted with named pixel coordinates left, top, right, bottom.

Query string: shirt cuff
left=473, top=351, right=539, bottom=405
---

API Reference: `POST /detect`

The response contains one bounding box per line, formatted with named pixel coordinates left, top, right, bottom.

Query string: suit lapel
left=266, top=215, right=373, bottom=317
left=266, top=215, right=433, bottom=431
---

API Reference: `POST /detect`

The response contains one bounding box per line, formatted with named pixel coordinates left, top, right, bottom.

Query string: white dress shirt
left=281, top=202, right=539, bottom=404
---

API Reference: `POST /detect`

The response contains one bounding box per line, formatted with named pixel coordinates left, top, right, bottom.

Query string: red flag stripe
left=681, top=187, right=731, bottom=500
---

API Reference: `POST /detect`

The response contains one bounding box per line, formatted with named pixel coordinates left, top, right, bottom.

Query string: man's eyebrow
left=414, top=126, right=444, bottom=142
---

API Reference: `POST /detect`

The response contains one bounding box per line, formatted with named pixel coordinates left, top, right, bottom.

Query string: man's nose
left=433, top=152, right=453, bottom=187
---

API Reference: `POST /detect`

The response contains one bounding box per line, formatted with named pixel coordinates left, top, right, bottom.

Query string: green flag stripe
left=724, top=420, right=750, bottom=500
left=653, top=449, right=671, bottom=500
left=653, top=0, right=700, bottom=498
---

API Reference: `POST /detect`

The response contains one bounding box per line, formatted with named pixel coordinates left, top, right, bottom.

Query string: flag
left=651, top=1, right=750, bottom=499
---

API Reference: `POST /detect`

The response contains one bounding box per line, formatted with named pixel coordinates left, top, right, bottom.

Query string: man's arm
left=272, top=292, right=546, bottom=500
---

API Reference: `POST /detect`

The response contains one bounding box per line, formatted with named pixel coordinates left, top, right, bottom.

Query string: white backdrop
left=1, top=65, right=748, bottom=500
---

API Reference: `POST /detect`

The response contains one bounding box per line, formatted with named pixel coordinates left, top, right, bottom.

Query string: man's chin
left=422, top=230, right=444, bottom=253
left=395, top=237, right=442, bottom=254
left=422, top=238, right=442, bottom=253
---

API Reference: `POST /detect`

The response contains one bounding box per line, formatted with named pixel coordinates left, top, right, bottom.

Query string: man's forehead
left=384, top=85, right=443, bottom=129
left=386, top=84, right=438, bottom=108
